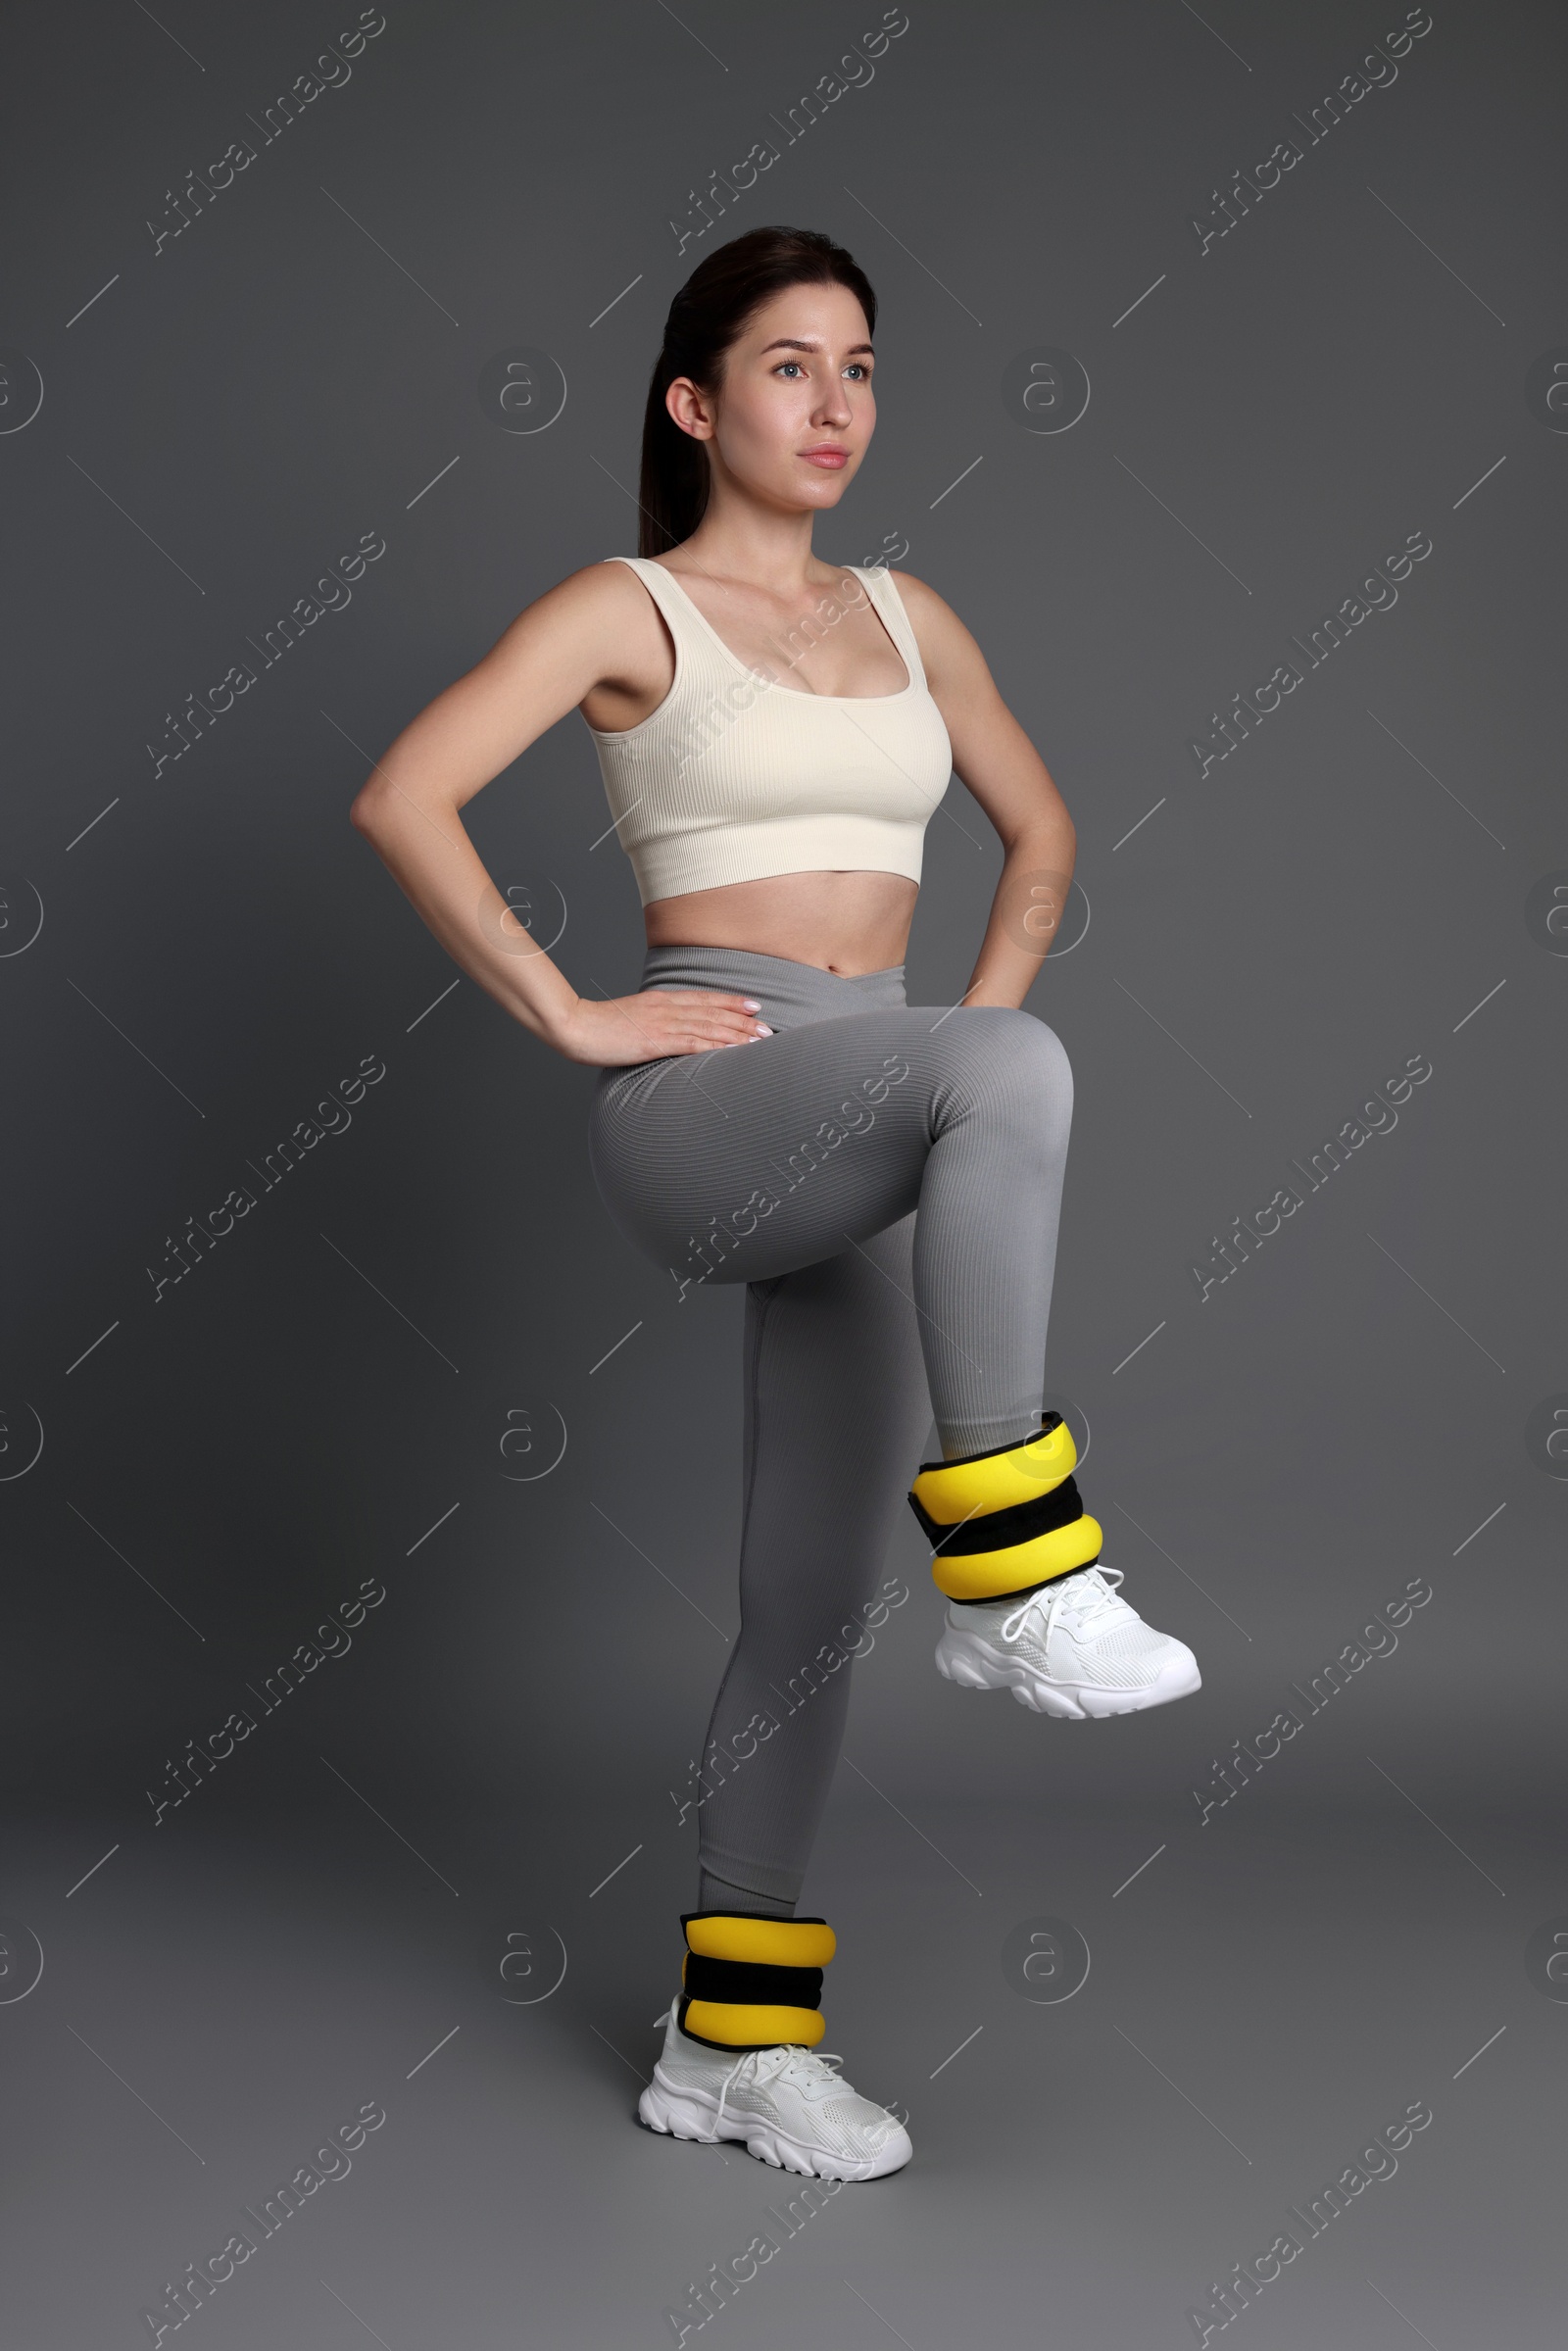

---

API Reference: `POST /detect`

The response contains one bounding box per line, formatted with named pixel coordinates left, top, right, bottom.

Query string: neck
left=671, top=492, right=822, bottom=591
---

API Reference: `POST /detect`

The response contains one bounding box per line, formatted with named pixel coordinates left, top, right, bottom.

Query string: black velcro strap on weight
left=682, top=1953, right=824, bottom=2011
left=907, top=1473, right=1084, bottom=1557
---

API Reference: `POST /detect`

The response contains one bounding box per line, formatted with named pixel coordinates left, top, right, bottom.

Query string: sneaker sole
left=934, top=1630, right=1200, bottom=1719
left=637, top=2072, right=911, bottom=2181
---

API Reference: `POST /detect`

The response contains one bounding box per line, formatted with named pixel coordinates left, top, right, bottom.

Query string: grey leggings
left=587, top=944, right=1074, bottom=1913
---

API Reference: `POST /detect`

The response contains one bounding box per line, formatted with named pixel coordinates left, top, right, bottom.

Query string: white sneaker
left=637, top=2004, right=912, bottom=2181
left=935, top=1562, right=1200, bottom=1720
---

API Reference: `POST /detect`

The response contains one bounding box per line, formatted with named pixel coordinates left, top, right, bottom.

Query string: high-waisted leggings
left=586, top=943, right=1075, bottom=1915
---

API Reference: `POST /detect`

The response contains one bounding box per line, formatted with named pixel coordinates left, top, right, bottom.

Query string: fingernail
left=754, top=1022, right=773, bottom=1036
left=743, top=999, right=761, bottom=1010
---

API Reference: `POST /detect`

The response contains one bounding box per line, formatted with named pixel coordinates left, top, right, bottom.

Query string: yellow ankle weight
left=907, top=1412, right=1103, bottom=1601
left=676, top=1912, right=836, bottom=2051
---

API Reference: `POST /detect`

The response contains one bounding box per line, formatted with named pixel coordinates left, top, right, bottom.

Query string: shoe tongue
left=1018, top=1564, right=1102, bottom=1614
left=1073, top=1580, right=1128, bottom=1633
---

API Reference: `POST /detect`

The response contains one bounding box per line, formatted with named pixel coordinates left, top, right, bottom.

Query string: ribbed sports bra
left=584, top=556, right=954, bottom=907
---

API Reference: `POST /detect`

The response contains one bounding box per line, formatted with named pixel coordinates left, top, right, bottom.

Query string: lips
left=802, top=447, right=848, bottom=467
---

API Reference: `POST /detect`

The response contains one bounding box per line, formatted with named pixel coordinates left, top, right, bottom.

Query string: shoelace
left=714, top=2042, right=848, bottom=2136
left=651, top=2015, right=898, bottom=2142
left=999, top=1563, right=1129, bottom=1647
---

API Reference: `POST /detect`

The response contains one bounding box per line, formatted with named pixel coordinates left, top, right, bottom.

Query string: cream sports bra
left=584, top=556, right=953, bottom=906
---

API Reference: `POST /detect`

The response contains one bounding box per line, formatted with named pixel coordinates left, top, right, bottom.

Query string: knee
left=953, top=1005, right=1073, bottom=1119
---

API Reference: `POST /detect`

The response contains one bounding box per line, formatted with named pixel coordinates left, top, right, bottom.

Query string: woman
left=350, top=224, right=1200, bottom=2184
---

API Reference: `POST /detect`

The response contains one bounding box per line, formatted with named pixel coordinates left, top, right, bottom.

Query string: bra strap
left=601, top=554, right=702, bottom=649
left=859, top=563, right=927, bottom=687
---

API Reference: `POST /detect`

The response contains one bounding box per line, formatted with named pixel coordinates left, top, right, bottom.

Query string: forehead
left=737, top=280, right=872, bottom=351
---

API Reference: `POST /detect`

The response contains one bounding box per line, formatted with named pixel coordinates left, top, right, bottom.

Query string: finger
left=656, top=1004, right=771, bottom=1044
left=674, top=1018, right=772, bottom=1055
left=650, top=986, right=764, bottom=1019
left=662, top=988, right=762, bottom=1009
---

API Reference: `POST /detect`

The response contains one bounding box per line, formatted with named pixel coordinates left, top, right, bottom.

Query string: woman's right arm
left=348, top=563, right=771, bottom=1066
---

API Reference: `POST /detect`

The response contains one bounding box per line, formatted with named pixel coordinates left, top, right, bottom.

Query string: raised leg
left=590, top=1002, right=1076, bottom=1458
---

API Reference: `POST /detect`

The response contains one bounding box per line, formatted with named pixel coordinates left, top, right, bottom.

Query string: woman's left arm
left=892, top=570, right=1076, bottom=1011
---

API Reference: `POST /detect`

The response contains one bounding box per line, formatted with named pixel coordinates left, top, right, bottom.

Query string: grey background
left=2, top=1, right=1563, bottom=2344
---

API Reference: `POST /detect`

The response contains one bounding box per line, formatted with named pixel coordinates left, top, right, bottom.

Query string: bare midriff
left=642, top=868, right=919, bottom=976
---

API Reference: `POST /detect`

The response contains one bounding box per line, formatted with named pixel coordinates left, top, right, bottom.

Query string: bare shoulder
left=883, top=567, right=992, bottom=692
left=884, top=567, right=980, bottom=646
left=516, top=557, right=648, bottom=632
left=478, top=558, right=664, bottom=688
left=486, top=558, right=673, bottom=733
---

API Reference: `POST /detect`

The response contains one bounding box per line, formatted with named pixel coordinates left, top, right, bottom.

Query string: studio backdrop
left=2, top=2, right=1563, bottom=2344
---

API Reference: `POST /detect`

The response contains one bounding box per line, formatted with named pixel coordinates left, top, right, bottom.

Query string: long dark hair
left=637, top=225, right=877, bottom=559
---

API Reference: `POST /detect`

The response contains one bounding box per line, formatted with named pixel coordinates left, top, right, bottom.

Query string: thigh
left=588, top=1004, right=946, bottom=1295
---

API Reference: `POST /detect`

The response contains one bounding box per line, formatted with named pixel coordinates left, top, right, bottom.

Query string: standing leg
left=692, top=1211, right=932, bottom=1916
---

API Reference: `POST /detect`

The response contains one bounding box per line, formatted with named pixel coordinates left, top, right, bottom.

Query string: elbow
left=1048, top=802, right=1076, bottom=853
left=1006, top=814, right=1074, bottom=861
left=1047, top=810, right=1076, bottom=866
left=348, top=783, right=381, bottom=837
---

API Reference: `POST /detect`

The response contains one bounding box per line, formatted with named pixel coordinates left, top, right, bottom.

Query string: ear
left=665, top=376, right=715, bottom=440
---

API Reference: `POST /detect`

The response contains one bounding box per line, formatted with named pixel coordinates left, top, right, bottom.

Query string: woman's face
left=667, top=279, right=875, bottom=517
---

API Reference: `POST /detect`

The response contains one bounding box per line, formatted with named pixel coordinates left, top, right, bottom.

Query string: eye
left=845, top=363, right=871, bottom=381
left=773, top=360, right=805, bottom=378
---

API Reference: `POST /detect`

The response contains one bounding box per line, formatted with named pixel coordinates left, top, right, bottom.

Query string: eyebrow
left=758, top=337, right=875, bottom=357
